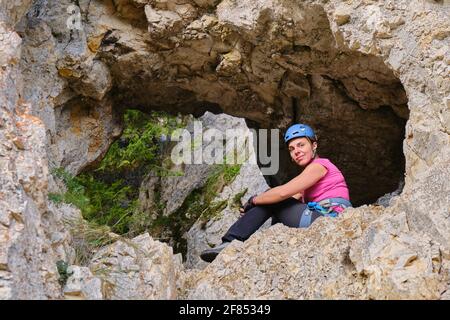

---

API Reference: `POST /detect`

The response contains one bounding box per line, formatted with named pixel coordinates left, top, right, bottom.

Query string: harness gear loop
left=298, top=198, right=352, bottom=228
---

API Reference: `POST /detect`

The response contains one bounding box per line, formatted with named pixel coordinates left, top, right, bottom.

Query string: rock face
left=159, top=112, right=251, bottom=216
left=0, top=0, right=449, bottom=299
left=182, top=207, right=447, bottom=299
left=1, top=6, right=63, bottom=298
left=87, top=233, right=183, bottom=300
left=16, top=10, right=123, bottom=175
left=61, top=232, right=184, bottom=300
left=63, top=265, right=103, bottom=300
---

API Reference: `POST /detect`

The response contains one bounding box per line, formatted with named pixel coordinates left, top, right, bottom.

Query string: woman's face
left=288, top=137, right=317, bottom=167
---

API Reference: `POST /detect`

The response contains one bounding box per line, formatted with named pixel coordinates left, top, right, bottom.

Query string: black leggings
left=222, top=197, right=322, bottom=243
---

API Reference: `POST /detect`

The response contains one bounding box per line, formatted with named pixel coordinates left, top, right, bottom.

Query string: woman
left=200, top=123, right=352, bottom=263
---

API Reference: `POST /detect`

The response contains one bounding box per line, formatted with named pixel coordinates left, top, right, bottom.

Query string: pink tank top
left=303, top=158, right=350, bottom=212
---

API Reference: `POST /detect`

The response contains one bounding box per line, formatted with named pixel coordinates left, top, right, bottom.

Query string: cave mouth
left=252, top=71, right=408, bottom=207
left=72, top=75, right=407, bottom=256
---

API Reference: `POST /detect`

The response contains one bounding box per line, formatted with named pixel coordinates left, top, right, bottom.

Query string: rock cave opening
left=255, top=69, right=409, bottom=207
left=42, top=0, right=411, bottom=256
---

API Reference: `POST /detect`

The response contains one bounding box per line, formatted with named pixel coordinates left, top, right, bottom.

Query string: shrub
left=49, top=110, right=184, bottom=235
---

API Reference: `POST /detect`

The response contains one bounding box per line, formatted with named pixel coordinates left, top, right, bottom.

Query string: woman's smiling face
left=288, top=137, right=317, bottom=167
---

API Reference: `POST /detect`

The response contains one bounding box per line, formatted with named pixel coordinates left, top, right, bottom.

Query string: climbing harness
left=298, top=197, right=352, bottom=228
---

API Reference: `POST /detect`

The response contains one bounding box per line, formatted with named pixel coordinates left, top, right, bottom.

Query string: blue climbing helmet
left=284, top=123, right=316, bottom=144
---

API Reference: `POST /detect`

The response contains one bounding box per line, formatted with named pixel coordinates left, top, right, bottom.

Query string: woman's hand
left=239, top=195, right=257, bottom=216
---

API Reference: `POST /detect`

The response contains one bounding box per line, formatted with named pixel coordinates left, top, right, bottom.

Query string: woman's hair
left=287, top=136, right=317, bottom=147
left=305, top=136, right=317, bottom=144
left=286, top=136, right=316, bottom=146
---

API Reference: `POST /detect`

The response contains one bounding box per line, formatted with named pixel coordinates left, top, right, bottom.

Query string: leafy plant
left=49, top=167, right=92, bottom=215
left=56, top=260, right=73, bottom=286
left=95, top=110, right=184, bottom=173
left=75, top=174, right=138, bottom=234
left=49, top=110, right=185, bottom=235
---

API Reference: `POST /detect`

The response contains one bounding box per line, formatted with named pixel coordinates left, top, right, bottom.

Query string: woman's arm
left=291, top=192, right=303, bottom=201
left=253, top=163, right=327, bottom=205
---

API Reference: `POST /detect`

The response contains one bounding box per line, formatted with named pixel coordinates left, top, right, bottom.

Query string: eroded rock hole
left=45, top=0, right=409, bottom=263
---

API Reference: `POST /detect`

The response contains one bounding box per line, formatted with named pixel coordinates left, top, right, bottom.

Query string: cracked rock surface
left=0, top=0, right=449, bottom=299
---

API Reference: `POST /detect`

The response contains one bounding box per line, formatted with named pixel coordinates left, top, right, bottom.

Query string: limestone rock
left=46, top=202, right=82, bottom=266
left=192, top=0, right=221, bottom=9
left=216, top=49, right=242, bottom=76
left=160, top=112, right=254, bottom=216
left=350, top=211, right=447, bottom=299
left=89, top=233, right=182, bottom=299
left=182, top=209, right=373, bottom=299
left=1, top=0, right=449, bottom=300
left=0, top=0, right=33, bottom=26
left=144, top=1, right=197, bottom=38
left=182, top=207, right=448, bottom=299
left=0, top=19, right=66, bottom=299
left=63, top=265, right=103, bottom=300
left=375, top=181, right=404, bottom=208
left=333, top=6, right=351, bottom=26
left=216, top=0, right=278, bottom=31
left=70, top=60, right=113, bottom=101
left=49, top=97, right=122, bottom=175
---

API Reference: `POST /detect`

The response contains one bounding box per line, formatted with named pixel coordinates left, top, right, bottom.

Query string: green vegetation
left=48, top=168, right=91, bottom=212
left=231, top=188, right=248, bottom=209
left=49, top=167, right=137, bottom=234
left=56, top=260, right=72, bottom=286
left=149, top=163, right=241, bottom=256
left=49, top=109, right=244, bottom=259
left=49, top=110, right=184, bottom=235
left=63, top=217, right=118, bottom=266
left=96, top=109, right=184, bottom=174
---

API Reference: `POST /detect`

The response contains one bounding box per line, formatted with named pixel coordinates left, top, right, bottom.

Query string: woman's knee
left=242, top=205, right=272, bottom=220
left=273, top=208, right=304, bottom=228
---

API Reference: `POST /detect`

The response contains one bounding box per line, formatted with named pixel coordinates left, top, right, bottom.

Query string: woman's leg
left=270, top=197, right=305, bottom=227
left=271, top=198, right=323, bottom=227
left=202, top=198, right=324, bottom=262
left=221, top=204, right=273, bottom=242
left=222, top=197, right=322, bottom=243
